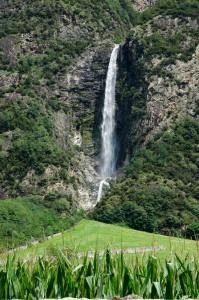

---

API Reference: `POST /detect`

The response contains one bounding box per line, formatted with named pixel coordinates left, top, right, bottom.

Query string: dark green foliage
left=0, top=196, right=84, bottom=252
left=101, top=0, right=199, bottom=236
left=92, top=117, right=199, bottom=235
left=186, top=223, right=199, bottom=239
left=140, top=30, right=199, bottom=63
left=137, top=0, right=199, bottom=24
left=127, top=0, right=199, bottom=65
left=143, top=32, right=185, bottom=56
left=0, top=0, right=135, bottom=40
left=0, top=1, right=91, bottom=196
left=0, top=97, right=71, bottom=191
left=0, top=1, right=61, bottom=38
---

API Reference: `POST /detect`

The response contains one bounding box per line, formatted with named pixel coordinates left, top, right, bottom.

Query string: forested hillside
left=0, top=0, right=135, bottom=250
left=0, top=0, right=134, bottom=199
left=92, top=0, right=199, bottom=238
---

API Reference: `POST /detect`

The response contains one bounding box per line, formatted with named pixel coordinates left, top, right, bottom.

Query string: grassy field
left=1, top=220, right=198, bottom=298
left=18, top=219, right=198, bottom=259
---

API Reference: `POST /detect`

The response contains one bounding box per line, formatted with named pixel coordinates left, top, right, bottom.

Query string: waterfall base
left=97, top=179, right=110, bottom=203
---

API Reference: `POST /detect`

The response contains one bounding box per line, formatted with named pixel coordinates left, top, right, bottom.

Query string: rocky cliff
left=92, top=0, right=199, bottom=237
left=115, top=3, right=199, bottom=159
left=131, top=0, right=156, bottom=11
left=0, top=0, right=135, bottom=210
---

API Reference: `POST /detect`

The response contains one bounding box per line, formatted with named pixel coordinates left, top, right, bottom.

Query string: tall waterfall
left=97, top=45, right=119, bottom=202
left=100, top=44, right=119, bottom=177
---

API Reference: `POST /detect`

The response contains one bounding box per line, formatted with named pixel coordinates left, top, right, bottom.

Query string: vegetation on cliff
left=0, top=0, right=135, bottom=198
left=92, top=117, right=199, bottom=237
left=92, top=0, right=199, bottom=237
left=0, top=0, right=135, bottom=249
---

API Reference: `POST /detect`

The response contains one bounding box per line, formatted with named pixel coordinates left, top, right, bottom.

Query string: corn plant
left=0, top=250, right=198, bottom=299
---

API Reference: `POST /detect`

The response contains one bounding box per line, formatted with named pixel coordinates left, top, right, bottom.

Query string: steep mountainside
left=0, top=0, right=134, bottom=203
left=0, top=0, right=135, bottom=249
left=92, top=0, right=199, bottom=238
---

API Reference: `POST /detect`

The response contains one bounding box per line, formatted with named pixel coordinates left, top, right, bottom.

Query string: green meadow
left=18, top=220, right=198, bottom=259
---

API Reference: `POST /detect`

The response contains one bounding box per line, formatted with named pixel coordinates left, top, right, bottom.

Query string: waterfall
left=97, top=179, right=110, bottom=203
left=100, top=44, right=119, bottom=177
left=97, top=44, right=119, bottom=202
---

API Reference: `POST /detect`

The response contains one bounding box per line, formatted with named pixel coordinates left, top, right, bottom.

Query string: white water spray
left=97, top=45, right=119, bottom=202
left=101, top=44, right=119, bottom=177
left=97, top=179, right=110, bottom=203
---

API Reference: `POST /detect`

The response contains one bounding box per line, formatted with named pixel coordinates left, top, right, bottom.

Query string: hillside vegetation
left=92, top=117, right=199, bottom=236
left=0, top=0, right=135, bottom=198
left=92, top=0, right=199, bottom=237
left=0, top=196, right=84, bottom=252
left=0, top=0, right=135, bottom=250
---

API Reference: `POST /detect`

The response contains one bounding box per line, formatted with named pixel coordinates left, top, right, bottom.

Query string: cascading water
left=97, top=44, right=119, bottom=202
left=97, top=179, right=109, bottom=203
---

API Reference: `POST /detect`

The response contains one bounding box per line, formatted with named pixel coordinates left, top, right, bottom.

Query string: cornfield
left=0, top=250, right=198, bottom=299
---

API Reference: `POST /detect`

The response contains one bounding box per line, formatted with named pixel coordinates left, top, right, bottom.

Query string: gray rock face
left=119, top=15, right=199, bottom=153
left=0, top=0, right=119, bottom=207
left=50, top=42, right=115, bottom=208
left=0, top=71, right=19, bottom=89
left=144, top=50, right=199, bottom=142
left=55, top=41, right=115, bottom=159
left=131, top=0, right=156, bottom=11
left=72, top=152, right=101, bottom=210
left=20, top=40, right=114, bottom=207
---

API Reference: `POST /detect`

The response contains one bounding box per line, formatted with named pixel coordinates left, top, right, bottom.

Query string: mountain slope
left=92, top=0, right=199, bottom=237
left=0, top=0, right=135, bottom=201
left=0, top=0, right=135, bottom=250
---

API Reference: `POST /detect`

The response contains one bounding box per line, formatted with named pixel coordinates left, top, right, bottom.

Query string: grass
left=17, top=220, right=198, bottom=259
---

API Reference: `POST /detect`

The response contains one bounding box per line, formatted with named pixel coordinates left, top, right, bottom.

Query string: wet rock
left=57, top=41, right=113, bottom=156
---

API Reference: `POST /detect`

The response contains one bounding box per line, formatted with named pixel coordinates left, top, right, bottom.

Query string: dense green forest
left=0, top=196, right=84, bottom=252
left=92, top=117, right=199, bottom=237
